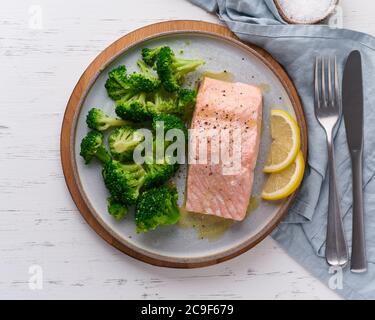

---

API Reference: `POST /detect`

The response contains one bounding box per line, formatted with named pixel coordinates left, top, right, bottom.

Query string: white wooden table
left=1, top=0, right=373, bottom=300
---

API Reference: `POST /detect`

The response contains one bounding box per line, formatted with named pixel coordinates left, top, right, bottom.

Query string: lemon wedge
left=263, top=109, right=301, bottom=173
left=261, top=151, right=305, bottom=201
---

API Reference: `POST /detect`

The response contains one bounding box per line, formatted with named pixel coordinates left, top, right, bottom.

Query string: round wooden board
left=61, top=20, right=307, bottom=268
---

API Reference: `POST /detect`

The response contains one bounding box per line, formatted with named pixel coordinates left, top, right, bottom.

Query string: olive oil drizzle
left=179, top=196, right=260, bottom=241
left=202, top=70, right=235, bottom=82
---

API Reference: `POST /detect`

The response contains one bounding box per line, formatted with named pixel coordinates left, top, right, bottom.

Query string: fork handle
left=350, top=149, right=367, bottom=273
left=325, top=132, right=349, bottom=267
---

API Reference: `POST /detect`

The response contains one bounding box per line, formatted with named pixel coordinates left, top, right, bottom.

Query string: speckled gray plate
left=66, top=25, right=306, bottom=268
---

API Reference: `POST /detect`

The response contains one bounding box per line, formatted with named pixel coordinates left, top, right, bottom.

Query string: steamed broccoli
left=156, top=46, right=204, bottom=92
left=80, top=131, right=134, bottom=218
left=80, top=131, right=144, bottom=206
left=108, top=126, right=144, bottom=162
left=145, top=115, right=186, bottom=186
left=115, top=93, right=151, bottom=122
left=98, top=135, right=179, bottom=205
left=86, top=108, right=131, bottom=131
left=152, top=113, right=188, bottom=139
left=107, top=197, right=128, bottom=221
left=177, top=88, right=197, bottom=110
left=145, top=88, right=197, bottom=118
left=105, top=64, right=158, bottom=101
left=102, top=161, right=146, bottom=205
left=143, top=157, right=178, bottom=189
left=80, top=130, right=111, bottom=164
left=102, top=158, right=176, bottom=205
left=146, top=92, right=179, bottom=116
left=127, top=60, right=160, bottom=93
left=142, top=47, right=163, bottom=67
left=84, top=46, right=203, bottom=228
left=135, top=185, right=180, bottom=232
left=105, top=65, right=135, bottom=100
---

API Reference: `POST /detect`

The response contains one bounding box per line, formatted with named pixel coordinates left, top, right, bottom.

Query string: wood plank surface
left=2, top=0, right=372, bottom=299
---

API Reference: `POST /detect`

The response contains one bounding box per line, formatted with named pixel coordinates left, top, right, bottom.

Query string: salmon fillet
left=185, top=77, right=263, bottom=221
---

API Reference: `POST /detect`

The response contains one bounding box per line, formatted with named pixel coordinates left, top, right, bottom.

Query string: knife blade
left=342, top=50, right=367, bottom=273
left=342, top=51, right=364, bottom=150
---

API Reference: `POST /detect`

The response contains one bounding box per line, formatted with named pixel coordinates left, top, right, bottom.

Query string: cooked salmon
left=185, top=77, right=263, bottom=221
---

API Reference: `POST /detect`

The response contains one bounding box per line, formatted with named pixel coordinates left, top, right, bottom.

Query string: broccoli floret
left=156, top=46, right=205, bottom=92
left=142, top=47, right=163, bottom=67
left=86, top=108, right=131, bottom=131
left=108, top=126, right=144, bottom=162
left=146, top=92, right=180, bottom=116
left=107, top=197, right=128, bottom=221
left=105, top=65, right=135, bottom=100
left=177, top=88, right=197, bottom=120
left=152, top=113, right=188, bottom=139
left=115, top=93, right=151, bottom=122
left=127, top=60, right=160, bottom=93
left=80, top=130, right=111, bottom=164
left=146, top=89, right=197, bottom=117
left=101, top=148, right=180, bottom=205
left=143, top=159, right=178, bottom=189
left=105, top=64, right=158, bottom=101
left=102, top=161, right=146, bottom=205
left=149, top=114, right=187, bottom=177
left=177, top=88, right=197, bottom=110
left=81, top=131, right=146, bottom=205
left=135, top=185, right=180, bottom=232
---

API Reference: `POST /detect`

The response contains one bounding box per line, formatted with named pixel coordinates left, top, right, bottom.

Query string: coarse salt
left=276, top=0, right=337, bottom=24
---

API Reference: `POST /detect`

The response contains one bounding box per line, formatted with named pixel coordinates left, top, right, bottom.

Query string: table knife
left=342, top=50, right=367, bottom=273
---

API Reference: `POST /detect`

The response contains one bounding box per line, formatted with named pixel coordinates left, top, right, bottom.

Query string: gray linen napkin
left=189, top=0, right=375, bottom=299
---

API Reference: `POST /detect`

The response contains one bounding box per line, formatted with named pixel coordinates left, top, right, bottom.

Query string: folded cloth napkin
left=189, top=0, right=375, bottom=299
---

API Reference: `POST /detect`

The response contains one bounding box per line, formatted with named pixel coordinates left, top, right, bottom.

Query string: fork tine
left=315, top=56, right=321, bottom=109
left=321, top=57, right=327, bottom=107
left=334, top=56, right=340, bottom=108
left=328, top=57, right=333, bottom=106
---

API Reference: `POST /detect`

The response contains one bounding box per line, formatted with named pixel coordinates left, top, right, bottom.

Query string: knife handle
left=325, top=132, right=348, bottom=267
left=350, top=149, right=367, bottom=273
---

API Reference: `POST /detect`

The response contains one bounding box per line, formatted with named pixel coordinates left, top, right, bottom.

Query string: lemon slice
left=261, top=151, right=305, bottom=201
left=263, top=109, right=301, bottom=173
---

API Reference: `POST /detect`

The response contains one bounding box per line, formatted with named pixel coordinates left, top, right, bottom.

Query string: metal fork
left=314, top=56, right=348, bottom=267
